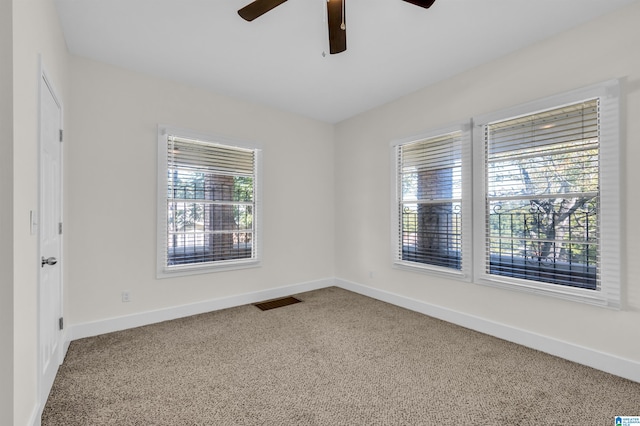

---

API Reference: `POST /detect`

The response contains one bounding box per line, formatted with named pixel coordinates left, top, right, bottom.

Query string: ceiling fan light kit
left=238, top=0, right=435, bottom=55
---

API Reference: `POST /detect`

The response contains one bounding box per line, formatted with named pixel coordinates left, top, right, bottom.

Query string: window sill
left=391, top=260, right=619, bottom=309
left=393, top=260, right=470, bottom=282
left=475, top=275, right=620, bottom=310
left=157, top=259, right=261, bottom=279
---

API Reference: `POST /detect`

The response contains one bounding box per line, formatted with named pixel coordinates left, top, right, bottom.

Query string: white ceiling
left=54, top=0, right=637, bottom=123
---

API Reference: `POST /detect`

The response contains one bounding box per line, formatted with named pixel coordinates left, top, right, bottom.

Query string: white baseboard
left=68, top=277, right=334, bottom=342
left=65, top=276, right=639, bottom=384
left=334, top=277, right=640, bottom=384
left=29, top=404, right=40, bottom=426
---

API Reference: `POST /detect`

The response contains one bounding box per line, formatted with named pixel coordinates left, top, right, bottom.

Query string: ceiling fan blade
left=238, top=0, right=287, bottom=21
left=402, top=0, right=436, bottom=9
left=327, top=0, right=346, bottom=54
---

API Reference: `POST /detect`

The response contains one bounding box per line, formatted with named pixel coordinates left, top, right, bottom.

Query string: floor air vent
left=253, top=296, right=302, bottom=311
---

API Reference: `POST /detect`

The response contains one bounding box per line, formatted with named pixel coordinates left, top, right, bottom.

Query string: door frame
left=37, top=59, right=65, bottom=409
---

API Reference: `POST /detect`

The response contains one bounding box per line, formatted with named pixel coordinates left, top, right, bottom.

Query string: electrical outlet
left=121, top=291, right=131, bottom=303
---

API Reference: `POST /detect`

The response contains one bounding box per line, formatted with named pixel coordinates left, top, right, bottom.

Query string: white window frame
left=157, top=125, right=262, bottom=278
left=391, top=123, right=473, bottom=281
left=389, top=81, right=621, bottom=308
left=472, top=80, right=621, bottom=308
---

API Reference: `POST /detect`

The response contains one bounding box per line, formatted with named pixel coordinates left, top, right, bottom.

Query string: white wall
left=12, top=0, right=70, bottom=423
left=335, top=1, right=640, bottom=363
left=66, top=57, right=335, bottom=325
left=7, top=2, right=639, bottom=422
left=1, top=0, right=14, bottom=423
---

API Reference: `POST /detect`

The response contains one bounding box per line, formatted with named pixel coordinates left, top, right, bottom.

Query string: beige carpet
left=43, top=287, right=640, bottom=425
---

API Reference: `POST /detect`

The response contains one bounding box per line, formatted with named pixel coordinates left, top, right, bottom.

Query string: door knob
left=41, top=256, right=58, bottom=267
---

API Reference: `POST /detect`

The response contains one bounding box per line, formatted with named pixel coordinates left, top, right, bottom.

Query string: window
left=392, top=80, right=620, bottom=307
left=157, top=127, right=261, bottom=277
left=473, top=80, right=620, bottom=307
left=484, top=100, right=599, bottom=289
left=392, top=126, right=472, bottom=278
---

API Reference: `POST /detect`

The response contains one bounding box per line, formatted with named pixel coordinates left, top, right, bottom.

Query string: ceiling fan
left=238, top=0, right=436, bottom=55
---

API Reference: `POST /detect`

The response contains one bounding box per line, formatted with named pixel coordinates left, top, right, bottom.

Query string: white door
left=39, top=72, right=63, bottom=404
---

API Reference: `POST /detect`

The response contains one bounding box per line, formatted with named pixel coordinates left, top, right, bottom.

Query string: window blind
left=398, top=131, right=463, bottom=270
left=163, top=135, right=257, bottom=269
left=484, top=99, right=599, bottom=289
left=168, top=137, right=255, bottom=176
